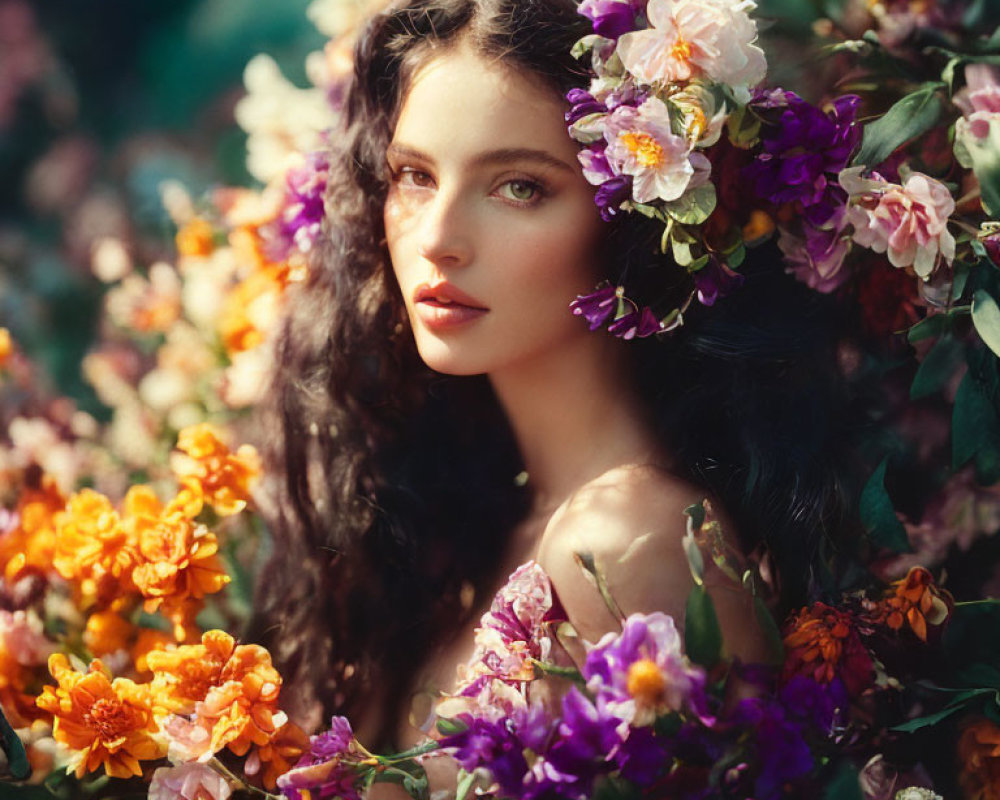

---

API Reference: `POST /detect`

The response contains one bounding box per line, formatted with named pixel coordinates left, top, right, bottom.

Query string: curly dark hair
left=249, top=0, right=856, bottom=746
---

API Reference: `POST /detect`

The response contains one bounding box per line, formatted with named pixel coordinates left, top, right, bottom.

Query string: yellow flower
left=35, top=654, right=165, bottom=779
left=217, top=263, right=290, bottom=355
left=959, top=717, right=1000, bottom=800
left=53, top=489, right=138, bottom=606
left=172, top=424, right=261, bottom=515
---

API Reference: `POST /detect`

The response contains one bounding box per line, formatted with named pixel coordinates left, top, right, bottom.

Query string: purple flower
left=607, top=306, right=663, bottom=340
left=693, top=258, right=745, bottom=306
left=744, top=91, right=860, bottom=224
left=444, top=715, right=532, bottom=792
left=276, top=716, right=361, bottom=800
left=565, top=88, right=607, bottom=124
left=578, top=0, right=645, bottom=38
left=570, top=284, right=619, bottom=330
left=593, top=174, right=633, bottom=220
left=583, top=612, right=706, bottom=724
left=732, top=697, right=814, bottom=800
left=263, top=150, right=330, bottom=261
left=778, top=675, right=848, bottom=734
left=779, top=212, right=851, bottom=294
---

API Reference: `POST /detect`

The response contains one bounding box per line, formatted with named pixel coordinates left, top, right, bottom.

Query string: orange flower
left=176, top=218, right=216, bottom=258
left=35, top=654, right=165, bottom=779
left=217, top=264, right=290, bottom=355
left=959, top=717, right=1000, bottom=800
left=147, top=629, right=237, bottom=715
left=879, top=566, right=951, bottom=642
left=53, top=489, right=138, bottom=606
left=84, top=610, right=135, bottom=657
left=131, top=628, right=173, bottom=674
left=130, top=503, right=230, bottom=614
left=0, top=327, right=12, bottom=368
left=0, top=473, right=65, bottom=581
left=172, top=424, right=261, bottom=515
left=151, top=630, right=286, bottom=760
left=0, top=609, right=52, bottom=726
left=250, top=720, right=310, bottom=790
left=782, top=602, right=873, bottom=696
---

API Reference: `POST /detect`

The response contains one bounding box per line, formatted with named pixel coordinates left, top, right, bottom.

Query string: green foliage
left=684, top=584, right=723, bottom=668
left=821, top=762, right=863, bottom=800
left=910, top=334, right=963, bottom=399
left=852, top=83, right=946, bottom=169
left=664, top=184, right=717, bottom=225
left=860, top=458, right=911, bottom=553
left=955, top=115, right=1000, bottom=216
left=973, top=289, right=1000, bottom=357
left=0, top=705, right=30, bottom=781
left=952, top=350, right=1000, bottom=481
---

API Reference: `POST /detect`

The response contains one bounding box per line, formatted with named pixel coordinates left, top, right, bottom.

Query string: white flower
left=605, top=98, right=711, bottom=203
left=894, top=788, right=942, bottom=800
left=616, top=0, right=766, bottom=91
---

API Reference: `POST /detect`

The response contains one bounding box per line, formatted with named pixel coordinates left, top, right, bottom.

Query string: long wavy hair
left=250, top=0, right=857, bottom=745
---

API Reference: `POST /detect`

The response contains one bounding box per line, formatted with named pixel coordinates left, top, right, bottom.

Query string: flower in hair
left=615, top=0, right=766, bottom=93
left=839, top=167, right=956, bottom=280
left=604, top=99, right=712, bottom=203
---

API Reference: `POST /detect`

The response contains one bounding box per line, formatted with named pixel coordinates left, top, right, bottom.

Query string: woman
left=251, top=0, right=850, bottom=749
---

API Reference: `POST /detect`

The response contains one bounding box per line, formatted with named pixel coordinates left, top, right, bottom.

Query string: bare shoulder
left=536, top=465, right=768, bottom=663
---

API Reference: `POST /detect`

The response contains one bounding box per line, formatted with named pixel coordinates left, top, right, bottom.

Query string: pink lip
left=412, top=282, right=489, bottom=331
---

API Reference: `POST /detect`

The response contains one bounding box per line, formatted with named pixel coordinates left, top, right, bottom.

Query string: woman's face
left=383, top=38, right=606, bottom=377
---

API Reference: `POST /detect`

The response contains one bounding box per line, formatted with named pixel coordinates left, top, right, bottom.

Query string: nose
left=417, top=187, right=473, bottom=268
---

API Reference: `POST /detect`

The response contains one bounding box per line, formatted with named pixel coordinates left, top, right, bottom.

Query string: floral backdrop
left=4, top=0, right=1000, bottom=798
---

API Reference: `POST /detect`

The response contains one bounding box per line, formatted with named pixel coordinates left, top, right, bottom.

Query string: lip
left=412, top=282, right=489, bottom=331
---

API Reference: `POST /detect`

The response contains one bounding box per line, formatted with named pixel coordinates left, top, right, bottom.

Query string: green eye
left=503, top=180, right=539, bottom=202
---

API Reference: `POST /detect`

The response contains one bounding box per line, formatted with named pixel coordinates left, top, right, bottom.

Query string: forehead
left=392, top=39, right=576, bottom=161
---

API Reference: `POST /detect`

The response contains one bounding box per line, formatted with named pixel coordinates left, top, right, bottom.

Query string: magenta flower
left=778, top=209, right=852, bottom=294
left=839, top=167, right=956, bottom=279
left=744, top=91, right=860, bottom=225
left=263, top=149, right=330, bottom=261
left=693, top=258, right=745, bottom=306
left=583, top=612, right=706, bottom=725
left=607, top=306, right=664, bottom=339
left=578, top=0, right=646, bottom=38
left=570, top=284, right=620, bottom=330
left=276, top=716, right=362, bottom=800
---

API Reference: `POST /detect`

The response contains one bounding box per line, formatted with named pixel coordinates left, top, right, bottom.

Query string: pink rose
left=149, top=762, right=233, bottom=800
left=839, top=167, right=955, bottom=279
left=954, top=64, right=1000, bottom=140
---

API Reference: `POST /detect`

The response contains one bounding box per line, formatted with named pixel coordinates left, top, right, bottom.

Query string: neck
left=489, top=332, right=661, bottom=516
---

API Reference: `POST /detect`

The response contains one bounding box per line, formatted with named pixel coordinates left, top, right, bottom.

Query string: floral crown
left=566, top=0, right=1000, bottom=347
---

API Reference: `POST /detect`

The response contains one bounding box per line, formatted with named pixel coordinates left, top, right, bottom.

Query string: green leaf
left=910, top=334, right=963, bottom=399
left=907, top=313, right=950, bottom=344
left=684, top=584, right=722, bottom=668
left=455, top=770, right=477, bottom=800
left=973, top=289, right=1000, bottom=357
left=944, top=600, right=1000, bottom=666
left=0, top=705, right=30, bottom=781
left=892, top=695, right=981, bottom=732
left=663, top=183, right=717, bottom=225
left=859, top=458, right=911, bottom=553
left=852, top=83, right=945, bottom=168
left=822, top=762, right=863, bottom=800
left=436, top=717, right=468, bottom=737
left=672, top=236, right=695, bottom=267
left=952, top=370, right=1000, bottom=469
left=954, top=258, right=973, bottom=299
left=955, top=115, right=1000, bottom=215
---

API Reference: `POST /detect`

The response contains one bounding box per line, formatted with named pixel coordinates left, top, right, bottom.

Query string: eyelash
left=389, top=166, right=548, bottom=208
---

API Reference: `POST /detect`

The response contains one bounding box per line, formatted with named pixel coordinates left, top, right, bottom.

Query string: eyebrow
left=386, top=143, right=575, bottom=173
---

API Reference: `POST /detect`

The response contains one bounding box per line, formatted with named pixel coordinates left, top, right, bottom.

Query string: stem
left=377, top=740, right=440, bottom=764
left=208, top=757, right=282, bottom=800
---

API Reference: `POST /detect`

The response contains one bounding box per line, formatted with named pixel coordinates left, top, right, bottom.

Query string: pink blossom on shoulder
left=149, top=762, right=233, bottom=800
left=604, top=99, right=711, bottom=204
left=840, top=167, right=955, bottom=279
left=616, top=0, right=766, bottom=91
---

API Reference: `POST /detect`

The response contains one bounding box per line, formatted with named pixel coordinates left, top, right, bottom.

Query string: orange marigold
left=217, top=263, right=290, bottom=355
left=35, top=654, right=165, bottom=779
left=0, top=473, right=65, bottom=581
left=172, top=423, right=261, bottom=515
left=959, top=717, right=1000, bottom=800
left=152, top=630, right=286, bottom=761
left=147, top=629, right=236, bottom=716
left=53, top=489, right=138, bottom=606
left=130, top=503, right=230, bottom=614
left=249, top=720, right=310, bottom=790
left=84, top=610, right=135, bottom=657
left=175, top=217, right=216, bottom=258
left=879, top=566, right=951, bottom=642
left=132, top=628, right=173, bottom=674
left=782, top=602, right=873, bottom=696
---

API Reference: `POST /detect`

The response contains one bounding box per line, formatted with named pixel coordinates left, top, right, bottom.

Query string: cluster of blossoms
left=567, top=0, right=768, bottom=337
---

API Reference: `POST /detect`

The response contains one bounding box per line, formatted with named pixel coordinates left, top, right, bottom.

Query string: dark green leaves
left=910, top=335, right=963, bottom=399
left=860, top=458, right=911, bottom=553
left=973, top=289, right=1000, bottom=357
left=0, top=705, right=29, bottom=781
left=685, top=584, right=722, bottom=668
left=852, top=83, right=945, bottom=169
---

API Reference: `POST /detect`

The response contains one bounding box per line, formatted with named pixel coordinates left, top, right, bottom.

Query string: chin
left=413, top=337, right=490, bottom=377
